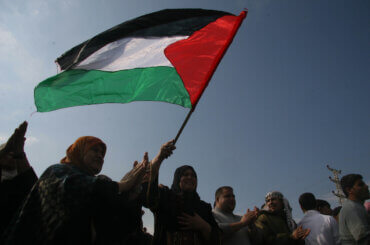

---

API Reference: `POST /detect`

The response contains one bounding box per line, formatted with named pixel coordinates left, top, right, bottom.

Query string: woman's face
left=83, top=144, right=105, bottom=175
left=179, top=169, right=197, bottom=192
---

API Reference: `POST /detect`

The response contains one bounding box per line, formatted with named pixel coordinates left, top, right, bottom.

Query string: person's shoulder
left=321, top=214, right=337, bottom=223
left=341, top=199, right=356, bottom=208
left=212, top=208, right=222, bottom=218
left=258, top=210, right=270, bottom=216
left=46, top=163, right=64, bottom=169
left=199, top=199, right=212, bottom=209
left=41, top=163, right=68, bottom=176
left=256, top=211, right=270, bottom=220
left=297, top=213, right=309, bottom=224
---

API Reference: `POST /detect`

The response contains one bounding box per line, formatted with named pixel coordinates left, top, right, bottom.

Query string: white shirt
left=339, top=199, right=370, bottom=245
left=298, top=209, right=340, bottom=245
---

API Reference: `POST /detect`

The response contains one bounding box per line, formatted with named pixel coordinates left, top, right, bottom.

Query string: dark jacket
left=0, top=168, right=37, bottom=236
left=1, top=164, right=138, bottom=245
left=254, top=210, right=304, bottom=245
left=144, top=179, right=220, bottom=245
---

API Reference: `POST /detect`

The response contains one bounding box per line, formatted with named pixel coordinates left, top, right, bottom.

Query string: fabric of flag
left=34, top=9, right=247, bottom=112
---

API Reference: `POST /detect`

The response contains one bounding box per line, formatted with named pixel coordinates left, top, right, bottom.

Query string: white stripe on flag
left=70, top=36, right=188, bottom=72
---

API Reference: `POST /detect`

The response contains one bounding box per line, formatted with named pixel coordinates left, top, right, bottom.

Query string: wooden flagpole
left=173, top=108, right=195, bottom=145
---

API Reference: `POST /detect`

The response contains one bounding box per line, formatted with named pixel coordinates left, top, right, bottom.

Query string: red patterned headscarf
left=61, top=136, right=106, bottom=165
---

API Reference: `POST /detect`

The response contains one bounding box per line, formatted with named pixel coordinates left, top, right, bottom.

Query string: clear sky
left=0, top=0, right=369, bottom=233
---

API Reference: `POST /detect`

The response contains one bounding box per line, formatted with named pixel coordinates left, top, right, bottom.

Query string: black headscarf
left=170, top=165, right=200, bottom=215
left=151, top=165, right=221, bottom=243
left=170, top=165, right=198, bottom=193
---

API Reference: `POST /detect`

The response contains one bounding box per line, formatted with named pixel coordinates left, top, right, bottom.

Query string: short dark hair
left=340, top=174, right=363, bottom=197
left=215, top=186, right=233, bottom=201
left=316, top=199, right=331, bottom=209
left=299, top=193, right=317, bottom=210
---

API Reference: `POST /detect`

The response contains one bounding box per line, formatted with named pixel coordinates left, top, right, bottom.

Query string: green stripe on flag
left=34, top=67, right=192, bottom=112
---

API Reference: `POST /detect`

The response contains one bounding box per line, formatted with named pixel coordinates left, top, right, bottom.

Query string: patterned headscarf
left=60, top=136, right=106, bottom=166
left=265, top=191, right=296, bottom=232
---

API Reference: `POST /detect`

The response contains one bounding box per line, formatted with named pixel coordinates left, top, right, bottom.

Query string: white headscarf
left=265, top=191, right=297, bottom=232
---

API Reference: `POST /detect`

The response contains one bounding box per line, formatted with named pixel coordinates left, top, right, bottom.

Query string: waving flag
left=34, top=9, right=246, bottom=112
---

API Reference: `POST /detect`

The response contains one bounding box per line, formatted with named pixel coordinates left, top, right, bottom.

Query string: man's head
left=265, top=191, right=284, bottom=213
left=341, top=174, right=369, bottom=202
left=215, top=186, right=235, bottom=213
left=299, top=193, right=316, bottom=212
left=316, top=199, right=332, bottom=215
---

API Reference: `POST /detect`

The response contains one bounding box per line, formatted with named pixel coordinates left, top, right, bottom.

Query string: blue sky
left=0, top=0, right=369, bottom=232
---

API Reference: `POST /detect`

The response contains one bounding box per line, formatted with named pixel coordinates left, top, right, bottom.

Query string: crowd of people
left=0, top=121, right=369, bottom=245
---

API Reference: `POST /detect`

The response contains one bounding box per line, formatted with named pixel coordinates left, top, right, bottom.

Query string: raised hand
left=119, top=152, right=149, bottom=192
left=0, top=121, right=30, bottom=172
left=157, top=140, right=176, bottom=160
left=0, top=121, right=28, bottom=158
left=148, top=140, right=176, bottom=180
left=240, top=206, right=259, bottom=226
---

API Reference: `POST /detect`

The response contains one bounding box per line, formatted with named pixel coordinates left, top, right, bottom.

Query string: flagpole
left=173, top=108, right=194, bottom=145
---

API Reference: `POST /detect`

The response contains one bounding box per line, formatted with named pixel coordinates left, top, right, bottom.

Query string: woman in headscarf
left=2, top=136, right=173, bottom=245
left=254, top=191, right=310, bottom=245
left=143, top=150, right=220, bottom=245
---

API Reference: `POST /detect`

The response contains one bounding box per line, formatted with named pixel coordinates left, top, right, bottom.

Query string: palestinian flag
left=34, top=9, right=247, bottom=112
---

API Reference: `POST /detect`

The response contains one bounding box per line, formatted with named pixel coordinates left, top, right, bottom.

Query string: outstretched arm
left=148, top=140, right=176, bottom=181
left=141, top=140, right=175, bottom=209
left=217, top=207, right=259, bottom=237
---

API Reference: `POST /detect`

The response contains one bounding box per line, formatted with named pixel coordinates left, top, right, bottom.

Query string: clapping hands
left=241, top=206, right=259, bottom=226
left=119, top=152, right=149, bottom=192
left=118, top=140, right=176, bottom=194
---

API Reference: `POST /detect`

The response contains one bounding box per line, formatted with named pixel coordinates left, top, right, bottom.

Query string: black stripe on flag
left=56, top=9, right=233, bottom=71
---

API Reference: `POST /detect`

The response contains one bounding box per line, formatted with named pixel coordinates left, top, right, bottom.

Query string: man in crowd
left=0, top=121, right=38, bottom=235
left=212, top=186, right=258, bottom=245
left=339, top=174, right=369, bottom=245
left=316, top=199, right=333, bottom=215
left=298, top=192, right=340, bottom=245
left=254, top=191, right=310, bottom=245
